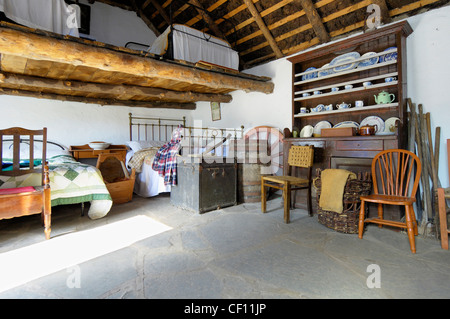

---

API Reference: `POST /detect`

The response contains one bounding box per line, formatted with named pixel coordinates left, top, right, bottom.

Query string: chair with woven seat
left=0, top=127, right=51, bottom=239
left=261, top=145, right=314, bottom=223
left=358, top=149, right=421, bottom=253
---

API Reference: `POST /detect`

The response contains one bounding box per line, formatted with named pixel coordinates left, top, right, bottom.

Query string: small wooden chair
left=261, top=145, right=314, bottom=223
left=0, top=127, right=51, bottom=239
left=358, top=149, right=421, bottom=253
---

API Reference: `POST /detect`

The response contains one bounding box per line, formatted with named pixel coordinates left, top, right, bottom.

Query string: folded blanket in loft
left=319, top=169, right=356, bottom=214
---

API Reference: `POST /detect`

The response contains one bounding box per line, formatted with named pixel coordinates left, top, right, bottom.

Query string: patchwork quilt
left=0, top=155, right=112, bottom=219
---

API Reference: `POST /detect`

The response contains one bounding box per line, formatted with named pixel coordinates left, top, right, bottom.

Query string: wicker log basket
left=313, top=168, right=372, bottom=234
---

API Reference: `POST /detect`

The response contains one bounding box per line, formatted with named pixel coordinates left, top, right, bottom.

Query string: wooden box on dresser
left=286, top=21, right=413, bottom=220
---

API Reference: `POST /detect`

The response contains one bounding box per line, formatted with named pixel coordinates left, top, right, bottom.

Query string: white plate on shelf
left=330, top=52, right=360, bottom=73
left=301, top=67, right=318, bottom=81
left=300, top=125, right=314, bottom=138
left=333, top=121, right=359, bottom=129
left=313, top=121, right=332, bottom=137
left=379, top=47, right=397, bottom=63
left=318, top=63, right=331, bottom=77
left=360, top=116, right=385, bottom=134
left=358, top=52, right=378, bottom=68
left=384, top=117, right=400, bottom=134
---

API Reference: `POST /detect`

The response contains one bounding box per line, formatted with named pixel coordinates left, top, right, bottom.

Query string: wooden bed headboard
left=128, top=113, right=244, bottom=156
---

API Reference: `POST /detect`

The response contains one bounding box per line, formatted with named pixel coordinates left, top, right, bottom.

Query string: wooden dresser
left=285, top=21, right=413, bottom=220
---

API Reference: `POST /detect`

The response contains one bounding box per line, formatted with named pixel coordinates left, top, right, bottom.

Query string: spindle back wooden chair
left=358, top=149, right=421, bottom=253
left=0, top=127, right=51, bottom=239
left=261, top=145, right=314, bottom=223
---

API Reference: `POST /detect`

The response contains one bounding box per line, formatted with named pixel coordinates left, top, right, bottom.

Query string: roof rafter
left=243, top=0, right=283, bottom=59
left=297, top=0, right=330, bottom=43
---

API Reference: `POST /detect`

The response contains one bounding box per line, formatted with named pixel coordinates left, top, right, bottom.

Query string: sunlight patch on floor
left=0, top=215, right=172, bottom=293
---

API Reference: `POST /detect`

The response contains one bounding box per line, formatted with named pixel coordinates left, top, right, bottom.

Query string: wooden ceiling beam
left=157, top=2, right=190, bottom=29
left=240, top=0, right=371, bottom=58
left=185, top=0, right=228, bottom=27
left=188, top=0, right=226, bottom=40
left=243, top=0, right=283, bottom=59
left=229, top=0, right=333, bottom=47
left=0, top=87, right=197, bottom=109
left=130, top=0, right=161, bottom=36
left=297, top=0, right=330, bottom=43
left=0, top=27, right=274, bottom=94
left=0, top=72, right=233, bottom=103
left=149, top=0, right=171, bottom=25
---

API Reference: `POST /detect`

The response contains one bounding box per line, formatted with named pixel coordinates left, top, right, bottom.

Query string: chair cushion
left=0, top=186, right=36, bottom=195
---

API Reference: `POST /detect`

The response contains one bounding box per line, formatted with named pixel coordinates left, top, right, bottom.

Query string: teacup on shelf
left=311, top=104, right=324, bottom=112
left=331, top=87, right=339, bottom=92
left=344, top=84, right=353, bottom=90
left=313, top=90, right=322, bottom=95
left=363, top=81, right=372, bottom=87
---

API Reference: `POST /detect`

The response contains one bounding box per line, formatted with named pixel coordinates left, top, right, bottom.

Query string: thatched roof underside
left=94, top=0, right=449, bottom=69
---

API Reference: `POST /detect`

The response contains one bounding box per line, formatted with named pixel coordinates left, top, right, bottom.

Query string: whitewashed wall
left=0, top=3, right=448, bottom=186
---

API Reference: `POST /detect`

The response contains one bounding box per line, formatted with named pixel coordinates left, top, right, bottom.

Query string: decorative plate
left=301, top=67, right=318, bottom=81
left=360, top=116, right=385, bottom=134
left=333, top=121, right=360, bottom=129
left=300, top=125, right=314, bottom=138
left=384, top=117, right=400, bottom=133
left=379, top=47, right=397, bottom=63
left=330, top=52, right=360, bottom=73
left=318, top=63, right=330, bottom=77
left=358, top=52, right=378, bottom=68
left=313, top=121, right=332, bottom=137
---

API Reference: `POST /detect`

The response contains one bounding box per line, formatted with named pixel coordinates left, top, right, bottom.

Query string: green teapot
left=374, top=91, right=395, bottom=104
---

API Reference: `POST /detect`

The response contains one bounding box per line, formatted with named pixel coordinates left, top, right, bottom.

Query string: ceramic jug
left=374, top=91, right=395, bottom=104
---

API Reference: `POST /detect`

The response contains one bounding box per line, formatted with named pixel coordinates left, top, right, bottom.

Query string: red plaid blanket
left=152, top=126, right=183, bottom=186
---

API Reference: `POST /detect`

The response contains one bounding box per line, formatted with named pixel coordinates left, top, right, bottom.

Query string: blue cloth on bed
left=1, top=160, right=42, bottom=171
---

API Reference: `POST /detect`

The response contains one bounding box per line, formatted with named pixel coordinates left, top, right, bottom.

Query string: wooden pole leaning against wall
left=407, top=98, right=443, bottom=237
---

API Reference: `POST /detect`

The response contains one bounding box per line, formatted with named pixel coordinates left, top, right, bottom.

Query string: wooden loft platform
left=0, top=23, right=274, bottom=110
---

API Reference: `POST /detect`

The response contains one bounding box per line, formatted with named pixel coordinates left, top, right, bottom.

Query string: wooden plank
left=188, top=0, right=226, bottom=40
left=0, top=87, right=197, bottom=110
left=149, top=0, right=171, bottom=25
left=0, top=27, right=274, bottom=94
left=0, top=72, right=233, bottom=103
left=1, top=54, right=28, bottom=74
